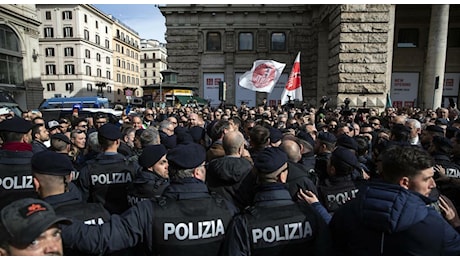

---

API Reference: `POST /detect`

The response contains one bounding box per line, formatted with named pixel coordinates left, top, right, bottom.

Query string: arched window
left=0, top=25, right=23, bottom=85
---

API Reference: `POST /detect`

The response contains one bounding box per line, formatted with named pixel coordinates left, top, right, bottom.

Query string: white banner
left=239, top=60, right=286, bottom=93
left=236, top=73, right=257, bottom=108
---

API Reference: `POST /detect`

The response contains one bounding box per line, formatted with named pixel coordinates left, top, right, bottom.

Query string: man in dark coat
left=206, top=131, right=256, bottom=210
left=329, top=144, right=460, bottom=255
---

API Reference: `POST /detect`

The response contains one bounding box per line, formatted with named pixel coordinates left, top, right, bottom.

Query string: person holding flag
left=281, top=51, right=303, bottom=105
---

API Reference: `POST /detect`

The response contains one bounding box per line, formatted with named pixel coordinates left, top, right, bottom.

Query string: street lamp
left=159, top=74, right=163, bottom=103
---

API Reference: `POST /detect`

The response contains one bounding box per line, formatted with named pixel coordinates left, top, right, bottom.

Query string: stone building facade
left=160, top=4, right=460, bottom=111
left=0, top=4, right=43, bottom=110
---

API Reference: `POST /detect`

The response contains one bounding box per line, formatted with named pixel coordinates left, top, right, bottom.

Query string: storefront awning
left=176, top=95, right=192, bottom=105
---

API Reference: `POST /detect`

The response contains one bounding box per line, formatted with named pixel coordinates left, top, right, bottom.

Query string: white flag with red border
left=239, top=60, right=286, bottom=93
left=281, top=52, right=303, bottom=105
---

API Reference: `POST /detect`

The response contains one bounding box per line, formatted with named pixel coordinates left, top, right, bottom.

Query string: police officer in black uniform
left=221, top=147, right=332, bottom=255
left=0, top=117, right=38, bottom=209
left=126, top=144, right=170, bottom=206
left=317, top=146, right=364, bottom=213
left=31, top=150, right=111, bottom=255
left=429, top=136, right=460, bottom=211
left=76, top=123, right=139, bottom=214
left=315, top=131, right=337, bottom=183
left=62, top=142, right=239, bottom=255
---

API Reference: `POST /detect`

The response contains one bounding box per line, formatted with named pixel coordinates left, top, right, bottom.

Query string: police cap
left=426, top=124, right=444, bottom=134
left=318, top=131, right=337, bottom=144
left=254, top=147, right=288, bottom=173
left=0, top=116, right=33, bottom=133
left=336, top=134, right=358, bottom=151
left=167, top=142, right=206, bottom=169
left=98, top=123, right=122, bottom=140
left=269, top=127, right=283, bottom=143
left=31, top=150, right=74, bottom=176
left=50, top=133, right=71, bottom=144
left=0, top=198, right=71, bottom=247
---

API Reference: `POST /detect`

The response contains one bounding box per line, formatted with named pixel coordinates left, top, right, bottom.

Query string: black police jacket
left=62, top=177, right=239, bottom=256
left=77, top=153, right=139, bottom=214
left=317, top=175, right=361, bottom=213
left=220, top=183, right=332, bottom=255
left=126, top=168, right=170, bottom=206
left=0, top=149, right=38, bottom=209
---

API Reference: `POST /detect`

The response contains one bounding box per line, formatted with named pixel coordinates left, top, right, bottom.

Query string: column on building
left=422, top=4, right=450, bottom=110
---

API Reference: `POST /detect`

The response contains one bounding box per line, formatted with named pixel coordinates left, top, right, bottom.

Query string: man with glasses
left=93, top=113, right=108, bottom=130
left=73, top=117, right=89, bottom=134
left=368, top=116, right=382, bottom=130
left=142, top=108, right=156, bottom=129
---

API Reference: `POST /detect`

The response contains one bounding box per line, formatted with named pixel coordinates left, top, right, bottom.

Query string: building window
left=143, top=79, right=147, bottom=86
left=152, top=71, right=155, bottom=77
left=84, top=30, right=89, bottom=41
left=206, top=32, right=221, bottom=51
left=144, top=71, right=147, bottom=77
left=64, top=64, right=75, bottom=75
left=143, top=53, right=147, bottom=59
left=106, top=57, right=110, bottom=64
left=63, top=27, right=73, bottom=37
left=84, top=14, right=87, bottom=23
left=0, top=39, right=25, bottom=84
left=144, top=63, right=147, bottom=68
left=95, top=20, right=98, bottom=29
left=45, top=11, right=51, bottom=20
left=397, top=28, right=419, bottom=48
left=239, top=32, right=253, bottom=51
left=105, top=39, right=110, bottom=48
left=87, top=83, right=93, bottom=92
left=122, top=61, right=125, bottom=69
left=107, top=86, right=112, bottom=93
left=105, top=26, right=108, bottom=34
left=97, top=68, right=102, bottom=77
left=448, top=28, right=460, bottom=48
left=127, top=76, right=131, bottom=84
left=96, top=53, right=101, bottom=62
left=46, top=64, right=56, bottom=75
left=45, top=48, right=55, bottom=57
left=62, top=11, right=72, bottom=20
left=271, top=32, right=286, bottom=51
left=117, top=59, right=121, bottom=67
left=106, top=71, right=111, bottom=79
left=95, top=35, right=100, bottom=45
left=122, top=75, right=126, bottom=83
left=44, top=27, right=54, bottom=38
left=46, top=83, right=55, bottom=91
left=85, top=49, right=90, bottom=59
left=117, top=74, right=121, bottom=82
left=65, top=82, right=74, bottom=92
left=64, top=47, right=73, bottom=57
left=85, top=65, right=91, bottom=76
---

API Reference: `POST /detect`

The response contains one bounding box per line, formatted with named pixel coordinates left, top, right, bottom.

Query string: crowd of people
left=1, top=99, right=460, bottom=255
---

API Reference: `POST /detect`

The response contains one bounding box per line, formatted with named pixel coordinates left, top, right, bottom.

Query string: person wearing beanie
left=126, top=144, right=170, bottom=206
left=220, top=146, right=332, bottom=255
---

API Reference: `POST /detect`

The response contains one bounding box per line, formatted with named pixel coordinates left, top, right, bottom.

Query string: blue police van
left=38, top=96, right=110, bottom=109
